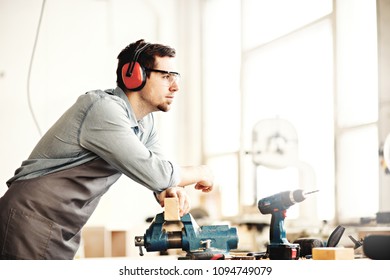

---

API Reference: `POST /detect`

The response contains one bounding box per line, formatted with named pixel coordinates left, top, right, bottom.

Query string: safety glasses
left=145, top=68, right=181, bottom=85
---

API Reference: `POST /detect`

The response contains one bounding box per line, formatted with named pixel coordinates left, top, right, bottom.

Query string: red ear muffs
left=122, top=61, right=147, bottom=91
left=121, top=42, right=150, bottom=91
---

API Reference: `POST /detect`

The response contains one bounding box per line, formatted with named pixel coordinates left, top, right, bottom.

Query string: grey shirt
left=6, top=87, right=180, bottom=192
left=0, top=87, right=180, bottom=259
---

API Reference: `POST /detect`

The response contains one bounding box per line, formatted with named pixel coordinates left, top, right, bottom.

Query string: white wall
left=0, top=0, right=203, bottom=228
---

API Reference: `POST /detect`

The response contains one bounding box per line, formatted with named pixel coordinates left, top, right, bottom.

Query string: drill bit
left=304, top=190, right=319, bottom=196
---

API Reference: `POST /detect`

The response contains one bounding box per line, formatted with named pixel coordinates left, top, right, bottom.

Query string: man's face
left=140, top=56, right=180, bottom=112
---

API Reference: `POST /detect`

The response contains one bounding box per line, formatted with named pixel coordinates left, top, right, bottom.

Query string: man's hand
left=156, top=186, right=189, bottom=216
left=155, top=165, right=215, bottom=217
left=179, top=165, right=215, bottom=193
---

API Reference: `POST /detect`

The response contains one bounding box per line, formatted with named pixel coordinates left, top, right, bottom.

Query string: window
left=202, top=0, right=379, bottom=223
left=334, top=0, right=379, bottom=221
left=240, top=1, right=334, bottom=221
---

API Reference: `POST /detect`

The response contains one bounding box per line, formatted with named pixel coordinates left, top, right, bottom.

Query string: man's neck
left=126, top=92, right=153, bottom=121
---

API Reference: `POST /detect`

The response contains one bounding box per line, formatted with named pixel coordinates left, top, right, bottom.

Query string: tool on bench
left=295, top=225, right=345, bottom=258
left=134, top=198, right=239, bottom=259
left=348, top=235, right=363, bottom=250
left=363, top=235, right=390, bottom=260
left=257, top=189, right=319, bottom=260
left=326, top=225, right=345, bottom=247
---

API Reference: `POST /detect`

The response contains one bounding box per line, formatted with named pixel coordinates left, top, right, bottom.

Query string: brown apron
left=0, top=158, right=121, bottom=259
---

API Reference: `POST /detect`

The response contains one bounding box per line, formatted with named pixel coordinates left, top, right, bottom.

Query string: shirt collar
left=111, top=87, right=145, bottom=134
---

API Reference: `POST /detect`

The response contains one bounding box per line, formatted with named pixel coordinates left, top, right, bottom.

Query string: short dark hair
left=116, top=39, right=176, bottom=91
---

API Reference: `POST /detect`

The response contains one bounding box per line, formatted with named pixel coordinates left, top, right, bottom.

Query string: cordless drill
left=258, top=189, right=318, bottom=260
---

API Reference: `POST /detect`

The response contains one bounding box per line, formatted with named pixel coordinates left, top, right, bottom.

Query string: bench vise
left=134, top=212, right=239, bottom=259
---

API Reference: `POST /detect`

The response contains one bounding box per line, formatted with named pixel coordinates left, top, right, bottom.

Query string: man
left=0, top=39, right=214, bottom=259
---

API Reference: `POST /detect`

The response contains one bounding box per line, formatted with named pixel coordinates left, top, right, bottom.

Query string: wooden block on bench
left=312, top=247, right=354, bottom=260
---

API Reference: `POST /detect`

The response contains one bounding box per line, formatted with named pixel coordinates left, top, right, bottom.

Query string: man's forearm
left=177, top=165, right=213, bottom=187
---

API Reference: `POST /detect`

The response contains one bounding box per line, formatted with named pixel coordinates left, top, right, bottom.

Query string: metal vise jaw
left=134, top=212, right=238, bottom=258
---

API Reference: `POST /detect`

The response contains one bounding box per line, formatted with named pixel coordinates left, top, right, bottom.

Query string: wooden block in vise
left=312, top=247, right=354, bottom=260
left=164, top=197, right=180, bottom=221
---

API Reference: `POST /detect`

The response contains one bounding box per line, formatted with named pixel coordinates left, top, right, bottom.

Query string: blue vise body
left=141, top=212, right=238, bottom=255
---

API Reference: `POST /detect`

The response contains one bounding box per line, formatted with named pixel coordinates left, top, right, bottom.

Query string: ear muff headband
left=122, top=43, right=150, bottom=91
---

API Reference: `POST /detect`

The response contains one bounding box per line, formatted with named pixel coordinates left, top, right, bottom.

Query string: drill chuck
left=258, top=189, right=316, bottom=214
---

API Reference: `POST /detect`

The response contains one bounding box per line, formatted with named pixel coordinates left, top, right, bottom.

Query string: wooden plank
left=164, top=197, right=180, bottom=221
left=82, top=226, right=108, bottom=258
left=312, top=247, right=354, bottom=260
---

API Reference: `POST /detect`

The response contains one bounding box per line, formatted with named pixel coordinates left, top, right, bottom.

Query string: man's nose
left=170, top=80, right=180, bottom=92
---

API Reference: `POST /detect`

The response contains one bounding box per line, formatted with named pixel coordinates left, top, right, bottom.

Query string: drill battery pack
left=267, top=243, right=300, bottom=260
left=293, top=238, right=324, bottom=258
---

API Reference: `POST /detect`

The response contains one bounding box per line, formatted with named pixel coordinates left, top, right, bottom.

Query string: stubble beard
left=157, top=100, right=172, bottom=112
